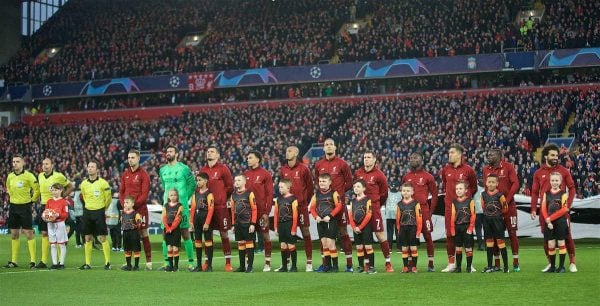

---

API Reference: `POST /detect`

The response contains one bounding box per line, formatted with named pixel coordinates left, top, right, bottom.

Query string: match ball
left=42, top=208, right=59, bottom=222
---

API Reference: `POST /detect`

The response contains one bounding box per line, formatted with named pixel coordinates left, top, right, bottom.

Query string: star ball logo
left=42, top=85, right=53, bottom=96
left=310, top=66, right=321, bottom=79
left=169, top=76, right=181, bottom=88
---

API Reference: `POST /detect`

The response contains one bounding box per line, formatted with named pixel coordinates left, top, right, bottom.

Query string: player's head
left=318, top=173, right=332, bottom=190
left=323, top=138, right=337, bottom=156
left=486, top=148, right=503, bottom=166
left=128, top=149, right=141, bottom=168
left=448, top=143, right=464, bottom=165
left=124, top=196, right=135, bottom=209
left=401, top=182, right=414, bottom=200
left=409, top=151, right=423, bottom=170
left=167, top=188, right=179, bottom=203
left=196, top=172, right=209, bottom=188
left=550, top=172, right=562, bottom=189
left=455, top=181, right=468, bottom=197
left=206, top=145, right=220, bottom=162
left=234, top=174, right=246, bottom=190
left=87, top=160, right=101, bottom=177
left=542, top=144, right=559, bottom=167
left=363, top=150, right=376, bottom=168
left=247, top=150, right=262, bottom=168
left=278, top=178, right=292, bottom=195
left=50, top=183, right=64, bottom=198
left=286, top=146, right=299, bottom=161
left=485, top=174, right=499, bottom=192
left=353, top=179, right=366, bottom=196
left=12, top=154, right=24, bottom=172
left=42, top=157, right=54, bottom=173
left=165, top=145, right=178, bottom=163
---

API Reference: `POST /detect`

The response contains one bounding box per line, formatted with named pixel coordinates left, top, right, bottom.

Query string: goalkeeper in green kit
left=159, top=145, right=197, bottom=270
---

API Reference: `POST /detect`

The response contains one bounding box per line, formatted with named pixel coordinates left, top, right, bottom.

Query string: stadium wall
left=0, top=0, right=21, bottom=66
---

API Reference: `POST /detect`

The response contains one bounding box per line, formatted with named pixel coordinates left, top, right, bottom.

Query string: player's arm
left=29, top=173, right=41, bottom=202
left=223, top=167, right=234, bottom=199
left=265, top=172, right=274, bottom=216
left=58, top=200, right=69, bottom=221
left=273, top=199, right=279, bottom=232
left=396, top=205, right=401, bottom=231
left=564, top=170, right=576, bottom=209
left=304, top=167, right=314, bottom=204
left=500, top=195, right=508, bottom=216
left=249, top=192, right=257, bottom=224
left=162, top=207, right=171, bottom=233
left=428, top=174, right=439, bottom=215
left=137, top=170, right=150, bottom=207
left=468, top=168, right=477, bottom=198
left=229, top=196, right=236, bottom=225
left=135, top=213, right=142, bottom=229
left=507, top=165, right=519, bottom=204
left=171, top=206, right=183, bottom=229
left=102, top=181, right=112, bottom=209
left=184, top=167, right=197, bottom=200
left=450, top=203, right=456, bottom=236
left=379, top=174, right=389, bottom=206
left=205, top=194, right=215, bottom=227
left=548, top=193, right=569, bottom=221
left=190, top=194, right=197, bottom=222
left=468, top=199, right=476, bottom=234
left=416, top=203, right=423, bottom=238
left=358, top=200, right=372, bottom=231
left=342, top=162, right=353, bottom=192
left=347, top=202, right=357, bottom=229
left=291, top=200, right=298, bottom=235
left=330, top=191, right=342, bottom=217
left=530, top=174, right=540, bottom=216
left=540, top=193, right=549, bottom=221
left=309, top=195, right=318, bottom=219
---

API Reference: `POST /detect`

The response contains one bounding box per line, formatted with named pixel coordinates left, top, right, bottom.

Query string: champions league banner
left=30, top=48, right=600, bottom=100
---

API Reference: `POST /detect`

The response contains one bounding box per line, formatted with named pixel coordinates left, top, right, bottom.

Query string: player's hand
left=451, top=232, right=455, bottom=237
left=249, top=225, right=255, bottom=233
left=189, top=224, right=194, bottom=232
left=353, top=227, right=361, bottom=234
left=316, top=216, right=322, bottom=223
left=466, top=230, right=472, bottom=235
left=531, top=211, right=537, bottom=220
left=547, top=223, right=554, bottom=230
left=202, top=224, right=209, bottom=231
left=323, top=216, right=331, bottom=223
left=545, top=217, right=551, bottom=224
left=291, top=232, right=296, bottom=236
left=261, top=214, right=269, bottom=228
left=275, top=230, right=279, bottom=236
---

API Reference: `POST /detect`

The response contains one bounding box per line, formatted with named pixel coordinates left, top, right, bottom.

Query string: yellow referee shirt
left=80, top=177, right=112, bottom=211
left=38, top=171, right=71, bottom=205
left=6, top=170, right=40, bottom=204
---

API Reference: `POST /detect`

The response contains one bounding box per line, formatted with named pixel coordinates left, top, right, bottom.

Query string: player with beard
left=280, top=146, right=314, bottom=271
left=119, top=149, right=152, bottom=270
left=244, top=150, right=274, bottom=272
left=402, top=152, right=438, bottom=272
left=200, top=145, right=234, bottom=272
left=354, top=151, right=393, bottom=272
left=314, top=139, right=353, bottom=272
left=159, top=145, right=197, bottom=271
left=483, top=148, right=520, bottom=272
left=531, top=144, right=577, bottom=272
left=440, top=144, right=477, bottom=272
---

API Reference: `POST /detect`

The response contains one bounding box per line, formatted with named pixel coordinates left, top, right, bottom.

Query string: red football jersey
left=119, top=166, right=150, bottom=209
left=440, top=161, right=477, bottom=208
left=483, top=160, right=519, bottom=204
left=354, top=166, right=388, bottom=208
left=314, top=155, right=353, bottom=202
left=244, top=166, right=274, bottom=215
left=46, top=198, right=69, bottom=222
left=200, top=162, right=234, bottom=209
left=280, top=161, right=314, bottom=206
left=531, top=164, right=576, bottom=210
left=402, top=169, right=438, bottom=213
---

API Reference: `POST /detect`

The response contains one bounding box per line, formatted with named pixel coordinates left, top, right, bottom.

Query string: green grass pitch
left=0, top=235, right=598, bottom=305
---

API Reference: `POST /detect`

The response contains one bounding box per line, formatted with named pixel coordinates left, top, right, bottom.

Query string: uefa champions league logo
left=169, top=76, right=180, bottom=88
left=42, top=85, right=53, bottom=96
left=310, top=66, right=322, bottom=79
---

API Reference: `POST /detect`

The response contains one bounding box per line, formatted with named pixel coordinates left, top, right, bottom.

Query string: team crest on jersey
left=500, top=170, right=504, bottom=176
left=94, top=190, right=100, bottom=197
left=17, top=181, right=24, bottom=188
left=214, top=172, right=219, bottom=178
left=295, top=171, right=299, bottom=177
left=459, top=173, right=464, bottom=179
left=419, top=177, right=424, bottom=184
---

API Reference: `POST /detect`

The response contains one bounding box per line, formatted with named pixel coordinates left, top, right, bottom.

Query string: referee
left=79, top=160, right=113, bottom=270
left=4, top=154, right=40, bottom=269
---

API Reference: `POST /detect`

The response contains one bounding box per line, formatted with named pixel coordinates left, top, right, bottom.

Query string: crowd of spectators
left=2, top=87, right=598, bottom=224
left=1, top=0, right=599, bottom=85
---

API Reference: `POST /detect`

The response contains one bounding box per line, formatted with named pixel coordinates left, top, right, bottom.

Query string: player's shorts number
left=140, top=215, right=146, bottom=226
left=376, top=219, right=380, bottom=229
left=341, top=213, right=347, bottom=222
left=510, top=216, right=517, bottom=227
left=426, top=220, right=432, bottom=232
left=299, top=214, right=304, bottom=224
left=223, top=218, right=228, bottom=228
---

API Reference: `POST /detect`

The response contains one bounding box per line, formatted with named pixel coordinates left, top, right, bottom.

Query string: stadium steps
left=562, top=112, right=576, bottom=137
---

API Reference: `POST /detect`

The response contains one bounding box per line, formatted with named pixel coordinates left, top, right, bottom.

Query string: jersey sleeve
left=190, top=194, right=197, bottom=224
left=264, top=172, right=274, bottom=215
left=468, top=199, right=476, bottom=233
left=507, top=165, right=519, bottom=204
left=205, top=193, right=215, bottom=226
left=347, top=202, right=357, bottom=229
left=428, top=174, right=439, bottom=214
left=530, top=173, right=540, bottom=212
left=102, top=180, right=112, bottom=209
left=309, top=195, right=317, bottom=219
left=184, top=166, right=197, bottom=200
left=137, top=170, right=150, bottom=207
left=500, top=195, right=508, bottom=215
left=358, top=200, right=372, bottom=231
left=415, top=203, right=423, bottom=238
left=162, top=206, right=170, bottom=232
left=548, top=193, right=569, bottom=221
left=249, top=192, right=257, bottom=224
left=450, top=203, right=456, bottom=236
left=171, top=206, right=183, bottom=229
left=291, top=200, right=298, bottom=235
left=396, top=205, right=401, bottom=231
left=273, top=199, right=279, bottom=232
left=540, top=193, right=549, bottom=220
left=330, top=191, right=342, bottom=217
left=304, top=167, right=314, bottom=205
left=229, top=196, right=236, bottom=225
left=30, top=173, right=41, bottom=202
